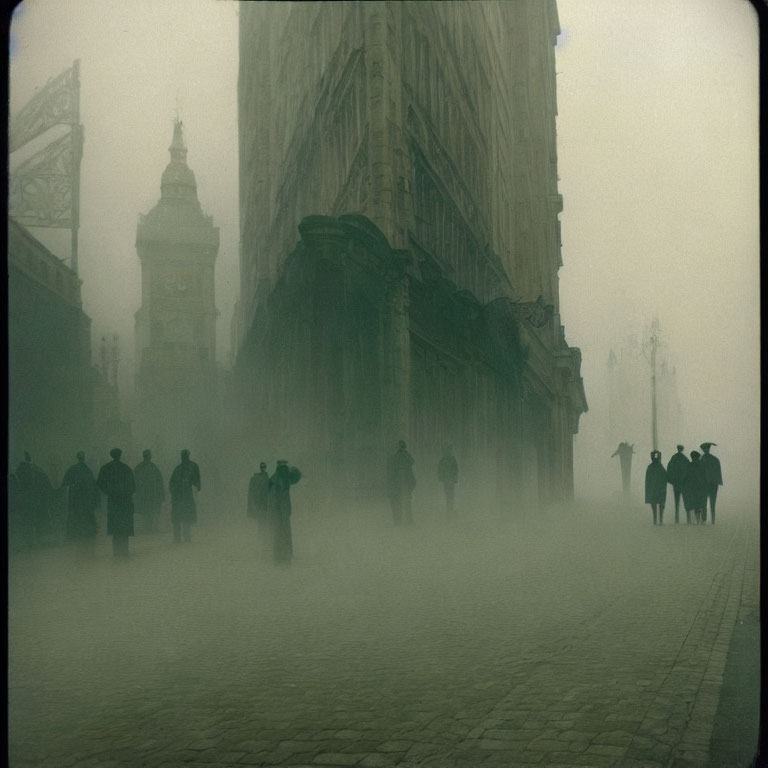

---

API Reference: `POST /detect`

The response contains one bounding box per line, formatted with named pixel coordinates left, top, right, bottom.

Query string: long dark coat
left=169, top=460, right=201, bottom=523
left=62, top=461, right=99, bottom=539
left=645, top=461, right=667, bottom=504
left=387, top=448, right=416, bottom=500
left=437, top=454, right=458, bottom=486
left=97, top=459, right=136, bottom=537
left=269, top=465, right=301, bottom=563
left=700, top=453, right=723, bottom=486
left=134, top=460, right=165, bottom=517
left=682, top=458, right=707, bottom=511
left=15, top=460, right=54, bottom=540
left=248, top=471, right=270, bottom=520
left=666, top=452, right=690, bottom=487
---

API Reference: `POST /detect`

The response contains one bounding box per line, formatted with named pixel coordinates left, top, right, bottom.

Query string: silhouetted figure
left=248, top=462, right=271, bottom=550
left=700, top=443, right=722, bottom=525
left=15, top=452, right=54, bottom=547
left=61, top=451, right=99, bottom=556
left=169, top=449, right=201, bottom=543
left=666, top=445, right=690, bottom=524
left=97, top=448, right=136, bottom=557
left=611, top=442, right=635, bottom=501
left=683, top=451, right=707, bottom=524
left=134, top=450, right=165, bottom=533
left=269, top=460, right=301, bottom=565
left=645, top=450, right=667, bottom=525
left=387, top=440, right=416, bottom=525
left=437, top=446, right=459, bottom=516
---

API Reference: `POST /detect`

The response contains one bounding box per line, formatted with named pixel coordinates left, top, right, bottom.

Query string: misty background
left=8, top=0, right=759, bottom=506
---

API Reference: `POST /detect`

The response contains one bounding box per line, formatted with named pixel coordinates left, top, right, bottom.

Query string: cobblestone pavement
left=8, top=499, right=759, bottom=768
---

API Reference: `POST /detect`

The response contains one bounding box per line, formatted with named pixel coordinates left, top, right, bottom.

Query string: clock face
left=163, top=274, right=190, bottom=295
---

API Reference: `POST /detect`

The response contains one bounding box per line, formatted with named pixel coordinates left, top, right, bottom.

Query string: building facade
left=134, top=121, right=220, bottom=459
left=235, top=1, right=587, bottom=506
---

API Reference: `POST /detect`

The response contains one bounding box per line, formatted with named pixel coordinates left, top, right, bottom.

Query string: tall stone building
left=134, top=120, right=220, bottom=458
left=235, top=1, right=587, bottom=507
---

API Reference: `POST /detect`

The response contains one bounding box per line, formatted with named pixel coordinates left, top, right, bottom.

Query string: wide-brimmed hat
left=700, top=442, right=717, bottom=450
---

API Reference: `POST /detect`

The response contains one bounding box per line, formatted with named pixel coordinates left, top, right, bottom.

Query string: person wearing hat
left=134, top=450, right=165, bottom=534
left=683, top=450, right=707, bottom=524
left=96, top=448, right=136, bottom=557
left=61, top=451, right=99, bottom=556
left=645, top=450, right=668, bottom=525
left=169, top=449, right=201, bottom=543
left=268, top=459, right=302, bottom=565
left=665, top=445, right=690, bottom=524
left=387, top=440, right=416, bottom=525
left=699, top=443, right=722, bottom=524
left=248, top=461, right=272, bottom=551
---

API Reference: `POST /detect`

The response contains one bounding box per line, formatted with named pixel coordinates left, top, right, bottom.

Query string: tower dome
left=160, top=120, right=198, bottom=200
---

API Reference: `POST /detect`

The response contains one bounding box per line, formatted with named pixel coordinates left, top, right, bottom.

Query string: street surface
left=8, top=497, right=759, bottom=768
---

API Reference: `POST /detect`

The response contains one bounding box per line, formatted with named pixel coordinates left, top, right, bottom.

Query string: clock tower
left=134, top=120, right=219, bottom=453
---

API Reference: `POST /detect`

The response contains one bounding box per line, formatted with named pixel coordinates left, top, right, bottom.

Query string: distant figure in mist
left=169, top=449, right=201, bottom=543
left=134, top=450, right=165, bottom=533
left=15, top=452, right=54, bottom=547
left=645, top=451, right=667, bottom=525
left=96, top=448, right=136, bottom=558
left=700, top=443, right=722, bottom=525
left=387, top=440, right=416, bottom=525
left=611, top=442, right=634, bottom=501
left=437, top=446, right=459, bottom=516
left=61, top=451, right=99, bottom=556
left=248, top=462, right=272, bottom=550
left=683, top=450, right=707, bottom=524
left=665, top=445, right=690, bottom=524
left=269, top=460, right=301, bottom=565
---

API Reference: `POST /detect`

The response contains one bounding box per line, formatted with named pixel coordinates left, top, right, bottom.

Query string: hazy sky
left=9, top=1, right=760, bottom=501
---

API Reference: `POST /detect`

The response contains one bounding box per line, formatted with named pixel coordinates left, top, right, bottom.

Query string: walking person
left=437, top=445, right=459, bottom=517
left=387, top=440, right=416, bottom=525
left=169, top=449, right=201, bottom=543
left=611, top=441, right=635, bottom=502
left=269, top=460, right=301, bottom=565
left=61, top=451, right=99, bottom=557
left=699, top=443, right=722, bottom=524
left=665, top=445, right=690, bottom=524
left=14, top=452, right=54, bottom=548
left=683, top=450, right=707, bottom=524
left=96, top=448, right=136, bottom=558
left=248, top=462, right=272, bottom=551
left=134, top=450, right=165, bottom=533
left=645, top=450, right=667, bottom=525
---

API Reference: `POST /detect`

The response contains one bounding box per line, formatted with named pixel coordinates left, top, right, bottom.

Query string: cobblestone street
left=8, top=500, right=759, bottom=768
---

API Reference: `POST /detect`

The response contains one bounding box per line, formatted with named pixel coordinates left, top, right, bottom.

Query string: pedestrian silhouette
left=169, top=449, right=201, bottom=543
left=645, top=450, right=667, bottom=525
left=61, top=451, right=99, bottom=557
left=683, top=450, right=707, bottom=524
left=665, top=445, right=690, bottom=524
left=699, top=443, right=722, bottom=524
left=15, top=452, right=54, bottom=548
left=96, top=448, right=136, bottom=557
left=611, top=441, right=635, bottom=501
left=437, top=445, right=459, bottom=517
left=134, top=449, right=165, bottom=533
left=248, top=461, right=272, bottom=552
left=269, top=460, right=301, bottom=565
left=387, top=440, right=416, bottom=525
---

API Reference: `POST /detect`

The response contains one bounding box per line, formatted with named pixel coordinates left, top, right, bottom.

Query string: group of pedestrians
left=645, top=442, right=723, bottom=525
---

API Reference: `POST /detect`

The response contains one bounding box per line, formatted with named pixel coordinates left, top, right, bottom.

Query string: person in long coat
left=611, top=441, right=635, bottom=501
left=97, top=448, right=136, bottom=557
left=666, top=445, right=690, bottom=524
left=437, top=446, right=459, bottom=517
left=699, top=442, right=722, bottom=525
left=269, top=460, right=301, bottom=565
left=169, top=449, right=201, bottom=543
left=15, top=452, right=55, bottom=547
left=134, top=450, right=165, bottom=533
left=61, top=451, right=99, bottom=555
left=248, top=462, right=271, bottom=550
left=683, top=450, right=707, bottom=524
left=387, top=440, right=416, bottom=525
left=645, top=450, right=667, bottom=525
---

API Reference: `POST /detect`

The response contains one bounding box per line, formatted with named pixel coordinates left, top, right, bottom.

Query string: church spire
left=160, top=118, right=197, bottom=201
left=169, top=119, right=188, bottom=164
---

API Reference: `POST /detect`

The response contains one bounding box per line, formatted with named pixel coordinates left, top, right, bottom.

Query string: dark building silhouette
left=134, top=120, right=220, bottom=456
left=234, top=1, right=587, bottom=507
